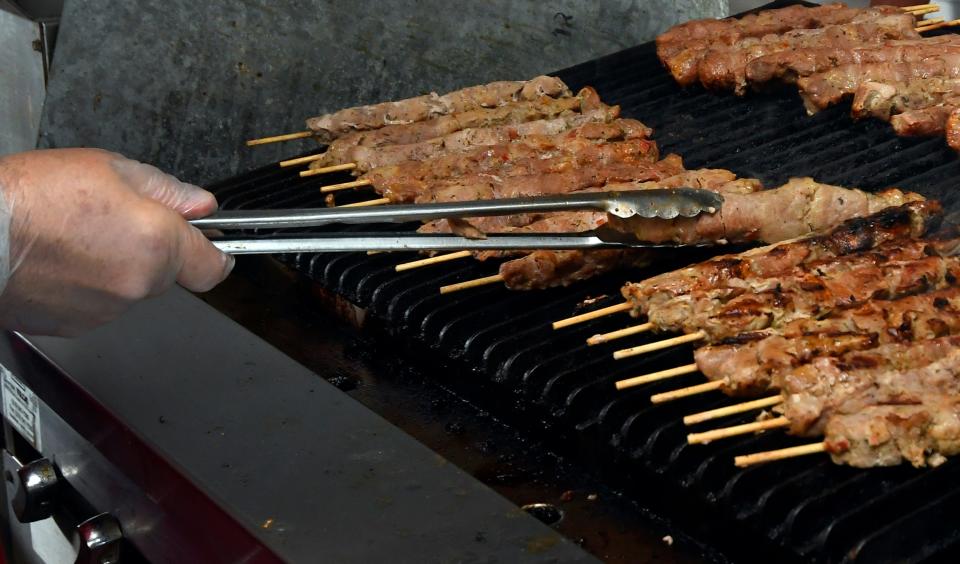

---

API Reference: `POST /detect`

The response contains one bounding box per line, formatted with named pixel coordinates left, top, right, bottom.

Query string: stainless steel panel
left=0, top=9, right=44, bottom=155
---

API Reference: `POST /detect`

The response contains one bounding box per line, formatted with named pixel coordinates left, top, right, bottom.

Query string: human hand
left=0, top=148, right=233, bottom=336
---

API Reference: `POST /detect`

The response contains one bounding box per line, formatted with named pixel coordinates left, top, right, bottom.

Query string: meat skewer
left=393, top=139, right=660, bottom=205
left=418, top=155, right=684, bottom=235
left=305, top=76, right=571, bottom=143
left=617, top=236, right=957, bottom=361
left=613, top=200, right=939, bottom=362
left=745, top=35, right=960, bottom=87
left=436, top=166, right=757, bottom=292
left=606, top=178, right=922, bottom=248
left=646, top=237, right=946, bottom=340
left=248, top=76, right=572, bottom=146
left=697, top=12, right=920, bottom=94
left=694, top=284, right=960, bottom=397
left=306, top=100, right=621, bottom=178
left=657, top=3, right=903, bottom=87
left=796, top=55, right=960, bottom=114
left=719, top=340, right=960, bottom=468
left=443, top=182, right=926, bottom=296
left=321, top=119, right=655, bottom=200
left=309, top=87, right=605, bottom=173
left=852, top=76, right=960, bottom=121
left=692, top=334, right=960, bottom=435
left=444, top=184, right=928, bottom=294
left=491, top=170, right=760, bottom=290
left=734, top=400, right=960, bottom=469
left=621, top=200, right=940, bottom=320
left=654, top=3, right=960, bottom=151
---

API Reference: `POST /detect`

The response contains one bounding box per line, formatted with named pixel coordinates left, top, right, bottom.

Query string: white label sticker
left=1, top=365, right=41, bottom=451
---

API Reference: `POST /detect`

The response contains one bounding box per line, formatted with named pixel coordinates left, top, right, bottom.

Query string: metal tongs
left=191, top=189, right=724, bottom=254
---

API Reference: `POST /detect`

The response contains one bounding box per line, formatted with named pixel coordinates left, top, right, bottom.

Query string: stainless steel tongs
left=191, top=189, right=723, bottom=254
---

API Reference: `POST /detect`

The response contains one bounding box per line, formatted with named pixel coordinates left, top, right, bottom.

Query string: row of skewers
left=247, top=74, right=925, bottom=295
left=243, top=27, right=959, bottom=471
left=657, top=2, right=960, bottom=150
left=549, top=200, right=960, bottom=469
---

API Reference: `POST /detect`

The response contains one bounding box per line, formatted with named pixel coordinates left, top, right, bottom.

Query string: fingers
left=111, top=157, right=218, bottom=219
left=173, top=221, right=235, bottom=292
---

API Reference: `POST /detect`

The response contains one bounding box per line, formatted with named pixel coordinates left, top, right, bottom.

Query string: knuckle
left=118, top=207, right=178, bottom=300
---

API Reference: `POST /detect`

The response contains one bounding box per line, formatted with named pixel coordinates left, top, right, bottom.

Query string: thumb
left=174, top=221, right=235, bottom=292
left=111, top=157, right=218, bottom=219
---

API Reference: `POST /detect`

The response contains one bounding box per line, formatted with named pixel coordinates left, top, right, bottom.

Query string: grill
left=207, top=3, right=960, bottom=561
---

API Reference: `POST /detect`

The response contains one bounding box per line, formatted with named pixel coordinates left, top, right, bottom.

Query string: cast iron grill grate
left=208, top=4, right=960, bottom=561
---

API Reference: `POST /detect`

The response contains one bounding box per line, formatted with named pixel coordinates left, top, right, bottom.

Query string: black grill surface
left=209, top=4, right=960, bottom=561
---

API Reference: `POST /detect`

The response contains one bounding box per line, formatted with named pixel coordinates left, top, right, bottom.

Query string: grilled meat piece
left=407, top=141, right=660, bottom=205
left=492, top=170, right=763, bottom=290
left=824, top=400, right=960, bottom=468
left=657, top=3, right=870, bottom=56
left=606, top=178, right=922, bottom=247
left=852, top=77, right=960, bottom=121
left=891, top=104, right=960, bottom=137
left=783, top=337, right=960, bottom=440
left=944, top=107, right=960, bottom=150
left=365, top=120, right=655, bottom=203
left=697, top=13, right=918, bottom=95
left=622, top=200, right=941, bottom=318
left=796, top=56, right=960, bottom=114
left=320, top=105, right=622, bottom=174
left=416, top=155, right=686, bottom=236
left=305, top=76, right=570, bottom=142
left=696, top=286, right=960, bottom=396
left=317, top=87, right=603, bottom=167
left=418, top=166, right=760, bottom=291
left=657, top=3, right=896, bottom=86
left=653, top=241, right=960, bottom=340
left=500, top=250, right=654, bottom=291
left=746, top=35, right=960, bottom=87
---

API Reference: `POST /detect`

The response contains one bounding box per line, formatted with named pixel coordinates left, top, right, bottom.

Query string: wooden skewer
left=439, top=274, right=504, bottom=294
left=917, top=18, right=960, bottom=32
left=650, top=380, right=723, bottom=404
left=300, top=163, right=358, bottom=177
left=916, top=16, right=944, bottom=27
left=903, top=3, right=937, bottom=10
left=734, top=442, right=827, bottom=467
left=613, top=330, right=706, bottom=360
left=587, top=322, right=653, bottom=346
left=683, top=395, right=783, bottom=426
left=395, top=251, right=472, bottom=272
left=687, top=416, right=789, bottom=445
left=279, top=153, right=326, bottom=167
left=615, top=363, right=698, bottom=390
left=321, top=179, right=373, bottom=193
left=552, top=301, right=632, bottom=330
left=246, top=131, right=314, bottom=146
left=906, top=5, right=941, bottom=16
left=339, top=197, right=390, bottom=208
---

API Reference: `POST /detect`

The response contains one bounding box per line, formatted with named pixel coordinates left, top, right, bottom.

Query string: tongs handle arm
left=190, top=189, right=723, bottom=230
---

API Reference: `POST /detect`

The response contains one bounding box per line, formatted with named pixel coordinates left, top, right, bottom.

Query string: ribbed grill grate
left=208, top=4, right=960, bottom=560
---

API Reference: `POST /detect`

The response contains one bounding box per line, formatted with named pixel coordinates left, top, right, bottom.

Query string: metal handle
left=208, top=233, right=618, bottom=254
left=206, top=231, right=715, bottom=254
left=11, top=457, right=59, bottom=523
left=191, top=189, right=723, bottom=230
left=75, top=513, right=123, bottom=564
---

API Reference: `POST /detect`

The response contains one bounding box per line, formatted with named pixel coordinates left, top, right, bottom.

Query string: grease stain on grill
left=328, top=373, right=359, bottom=391
left=522, top=502, right=565, bottom=526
